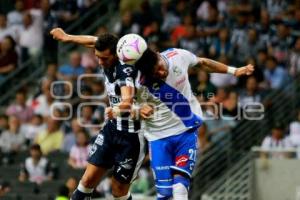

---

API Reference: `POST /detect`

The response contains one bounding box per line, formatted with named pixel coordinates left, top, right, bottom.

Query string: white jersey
left=138, top=48, right=203, bottom=141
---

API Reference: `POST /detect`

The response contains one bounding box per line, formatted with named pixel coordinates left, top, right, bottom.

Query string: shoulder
left=25, top=157, right=32, bottom=166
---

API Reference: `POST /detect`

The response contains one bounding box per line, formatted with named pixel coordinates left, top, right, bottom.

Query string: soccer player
left=50, top=28, right=149, bottom=200
left=133, top=48, right=254, bottom=200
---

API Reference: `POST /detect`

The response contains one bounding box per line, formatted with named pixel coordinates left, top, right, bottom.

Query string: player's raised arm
left=198, top=57, right=254, bottom=77
left=50, top=28, right=97, bottom=48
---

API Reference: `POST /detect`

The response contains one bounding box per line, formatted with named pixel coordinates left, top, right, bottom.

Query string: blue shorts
left=149, top=127, right=198, bottom=189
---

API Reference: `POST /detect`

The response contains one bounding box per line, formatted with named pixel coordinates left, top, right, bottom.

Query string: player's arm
left=118, top=86, right=134, bottom=112
left=50, top=28, right=97, bottom=48
left=197, top=57, right=254, bottom=77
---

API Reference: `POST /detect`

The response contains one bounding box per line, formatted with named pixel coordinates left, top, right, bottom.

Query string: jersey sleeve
left=117, top=64, right=136, bottom=88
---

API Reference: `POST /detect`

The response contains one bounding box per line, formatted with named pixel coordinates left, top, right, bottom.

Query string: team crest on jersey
left=95, top=134, right=104, bottom=146
left=123, top=67, right=133, bottom=76
left=173, top=66, right=182, bottom=76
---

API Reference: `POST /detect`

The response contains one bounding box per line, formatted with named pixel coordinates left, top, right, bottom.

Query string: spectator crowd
left=0, top=0, right=300, bottom=199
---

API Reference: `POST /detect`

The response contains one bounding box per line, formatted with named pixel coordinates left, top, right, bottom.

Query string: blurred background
left=0, top=0, right=300, bottom=199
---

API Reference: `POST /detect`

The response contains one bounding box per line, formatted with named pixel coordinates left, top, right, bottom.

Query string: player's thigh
left=87, top=122, right=115, bottom=169
left=149, top=139, right=174, bottom=188
left=113, top=131, right=146, bottom=184
left=171, top=129, right=198, bottom=177
left=81, top=163, right=107, bottom=188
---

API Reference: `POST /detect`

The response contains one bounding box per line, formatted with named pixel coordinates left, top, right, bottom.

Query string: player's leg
left=112, top=131, right=146, bottom=200
left=111, top=177, right=131, bottom=200
left=170, top=128, right=199, bottom=200
left=149, top=137, right=174, bottom=200
left=72, top=122, right=115, bottom=200
left=71, top=163, right=107, bottom=200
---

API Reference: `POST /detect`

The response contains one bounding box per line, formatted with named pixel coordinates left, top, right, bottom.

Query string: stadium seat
left=13, top=151, right=29, bottom=164
left=0, top=194, right=18, bottom=200
left=0, top=165, right=20, bottom=180
left=11, top=181, right=38, bottom=194
left=20, top=194, right=51, bottom=200
left=39, top=180, right=65, bottom=194
left=47, top=151, right=69, bottom=164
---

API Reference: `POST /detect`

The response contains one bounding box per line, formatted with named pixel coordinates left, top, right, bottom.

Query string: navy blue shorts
left=88, top=120, right=145, bottom=184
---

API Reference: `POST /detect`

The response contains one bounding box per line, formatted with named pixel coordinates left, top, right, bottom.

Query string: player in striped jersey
left=134, top=48, right=254, bottom=200
left=50, top=28, right=150, bottom=200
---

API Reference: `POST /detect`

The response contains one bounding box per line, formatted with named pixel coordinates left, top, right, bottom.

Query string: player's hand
left=234, top=64, right=254, bottom=77
left=50, top=28, right=69, bottom=42
left=140, top=104, right=154, bottom=119
left=105, top=107, right=114, bottom=119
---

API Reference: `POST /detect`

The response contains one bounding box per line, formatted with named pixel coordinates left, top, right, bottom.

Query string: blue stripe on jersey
left=146, top=80, right=202, bottom=128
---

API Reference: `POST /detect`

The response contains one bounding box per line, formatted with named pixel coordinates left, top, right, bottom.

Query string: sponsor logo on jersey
left=95, top=134, right=104, bottom=146
left=175, top=155, right=189, bottom=167
left=173, top=66, right=182, bottom=76
left=109, top=96, right=121, bottom=105
left=166, top=51, right=178, bottom=58
left=175, top=76, right=186, bottom=87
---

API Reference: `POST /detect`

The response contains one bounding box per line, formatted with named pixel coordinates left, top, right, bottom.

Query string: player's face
left=95, top=49, right=118, bottom=68
left=153, top=55, right=168, bottom=79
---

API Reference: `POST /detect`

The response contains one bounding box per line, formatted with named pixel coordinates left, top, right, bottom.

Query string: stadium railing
left=201, top=147, right=300, bottom=200
left=191, top=75, right=299, bottom=200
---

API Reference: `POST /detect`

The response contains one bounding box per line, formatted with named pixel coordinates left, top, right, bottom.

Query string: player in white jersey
left=134, top=48, right=254, bottom=200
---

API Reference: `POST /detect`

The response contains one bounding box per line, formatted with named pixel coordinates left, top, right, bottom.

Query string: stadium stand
left=0, top=0, right=299, bottom=200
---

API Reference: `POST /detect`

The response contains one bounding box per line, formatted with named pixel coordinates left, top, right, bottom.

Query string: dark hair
left=135, top=48, right=158, bottom=79
left=4, top=35, right=16, bottom=50
left=16, top=89, right=26, bottom=96
left=266, top=56, right=277, bottom=63
left=95, top=33, right=118, bottom=54
left=272, top=122, right=284, bottom=130
left=30, top=144, right=42, bottom=152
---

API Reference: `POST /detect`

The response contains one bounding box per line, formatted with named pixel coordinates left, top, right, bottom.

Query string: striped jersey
left=137, top=48, right=203, bottom=141
left=104, top=61, right=141, bottom=133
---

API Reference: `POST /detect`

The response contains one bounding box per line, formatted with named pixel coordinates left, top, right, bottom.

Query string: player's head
left=135, top=48, right=168, bottom=80
left=94, top=33, right=119, bottom=68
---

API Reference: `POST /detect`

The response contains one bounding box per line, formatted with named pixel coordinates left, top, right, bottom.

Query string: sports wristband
left=227, top=66, right=237, bottom=75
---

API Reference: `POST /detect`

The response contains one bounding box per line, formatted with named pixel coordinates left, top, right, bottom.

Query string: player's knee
left=156, top=187, right=172, bottom=200
left=173, top=182, right=188, bottom=198
left=111, top=180, right=129, bottom=197
left=80, top=174, right=97, bottom=188
left=172, top=175, right=190, bottom=198
left=173, top=175, right=190, bottom=190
